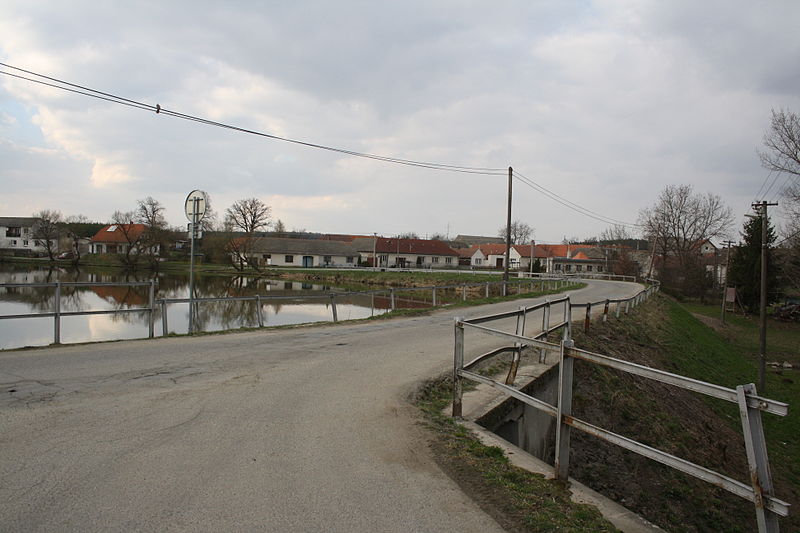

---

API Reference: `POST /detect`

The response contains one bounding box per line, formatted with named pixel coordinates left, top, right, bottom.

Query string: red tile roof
left=90, top=224, right=147, bottom=243
left=359, top=237, right=458, bottom=256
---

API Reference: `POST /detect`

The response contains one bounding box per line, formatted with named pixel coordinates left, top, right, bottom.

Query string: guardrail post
left=161, top=300, right=168, bottom=336
left=453, top=317, right=465, bottom=418
left=602, top=299, right=609, bottom=323
left=555, top=338, right=575, bottom=481
left=616, top=301, right=621, bottom=318
left=625, top=300, right=630, bottom=315
left=505, top=306, right=526, bottom=385
left=390, top=288, right=396, bottom=310
left=540, top=301, right=551, bottom=363
left=462, top=284, right=467, bottom=301
left=584, top=303, right=592, bottom=332
left=432, top=287, right=437, bottom=306
left=485, top=282, right=490, bottom=298
left=737, top=383, right=779, bottom=533
left=330, top=294, right=338, bottom=322
left=53, top=281, right=61, bottom=344
left=148, top=280, right=156, bottom=338
left=502, top=281, right=507, bottom=297
left=256, top=295, right=264, bottom=327
left=564, top=298, right=572, bottom=341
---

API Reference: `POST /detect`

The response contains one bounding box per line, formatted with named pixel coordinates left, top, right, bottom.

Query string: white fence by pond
left=0, top=277, right=579, bottom=346
left=452, top=282, right=790, bottom=533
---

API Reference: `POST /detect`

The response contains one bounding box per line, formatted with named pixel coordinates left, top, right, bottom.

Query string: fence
left=452, top=282, right=790, bottom=532
left=0, top=277, right=578, bottom=344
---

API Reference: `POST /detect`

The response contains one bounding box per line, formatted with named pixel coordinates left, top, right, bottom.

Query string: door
left=302, top=256, right=313, bottom=268
left=496, top=258, right=503, bottom=268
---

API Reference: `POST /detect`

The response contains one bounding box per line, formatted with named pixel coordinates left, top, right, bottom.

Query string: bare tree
left=225, top=198, right=272, bottom=270
left=397, top=232, right=419, bottom=239
left=136, top=197, right=168, bottom=268
left=760, top=108, right=800, bottom=177
left=32, top=209, right=62, bottom=261
left=111, top=210, right=143, bottom=268
left=638, top=184, right=733, bottom=294
left=498, top=220, right=534, bottom=245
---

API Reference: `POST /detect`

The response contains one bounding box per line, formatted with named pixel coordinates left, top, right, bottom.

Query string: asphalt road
left=0, top=279, right=641, bottom=532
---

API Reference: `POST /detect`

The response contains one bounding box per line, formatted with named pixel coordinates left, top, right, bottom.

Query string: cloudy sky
left=1, top=1, right=799, bottom=243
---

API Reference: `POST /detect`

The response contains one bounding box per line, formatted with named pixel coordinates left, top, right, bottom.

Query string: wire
left=512, top=169, right=641, bottom=228
left=0, top=62, right=506, bottom=176
left=752, top=169, right=774, bottom=205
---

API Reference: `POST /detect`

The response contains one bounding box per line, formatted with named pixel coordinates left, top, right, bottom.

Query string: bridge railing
left=452, top=281, right=790, bottom=532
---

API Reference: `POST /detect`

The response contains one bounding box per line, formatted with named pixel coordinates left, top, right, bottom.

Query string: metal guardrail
left=452, top=282, right=790, bottom=532
left=1, top=277, right=580, bottom=345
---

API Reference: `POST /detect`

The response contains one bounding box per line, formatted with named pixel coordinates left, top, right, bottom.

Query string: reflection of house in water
left=92, top=286, right=147, bottom=306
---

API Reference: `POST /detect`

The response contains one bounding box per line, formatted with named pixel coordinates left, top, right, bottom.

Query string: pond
left=0, top=264, right=425, bottom=350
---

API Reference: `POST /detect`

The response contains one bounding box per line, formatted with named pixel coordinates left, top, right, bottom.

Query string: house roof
left=321, top=234, right=373, bottom=242
left=249, top=237, right=358, bottom=256
left=91, top=224, right=147, bottom=243
left=0, top=217, right=39, bottom=227
left=352, top=237, right=459, bottom=256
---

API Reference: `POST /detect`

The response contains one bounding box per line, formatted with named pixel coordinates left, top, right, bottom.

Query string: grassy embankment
left=416, top=293, right=798, bottom=532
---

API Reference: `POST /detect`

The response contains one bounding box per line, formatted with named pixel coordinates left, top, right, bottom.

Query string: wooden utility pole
left=503, top=166, right=512, bottom=289
left=753, top=201, right=777, bottom=392
left=720, top=240, right=734, bottom=324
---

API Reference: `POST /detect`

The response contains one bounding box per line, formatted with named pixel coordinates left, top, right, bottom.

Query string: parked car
left=57, top=251, right=75, bottom=260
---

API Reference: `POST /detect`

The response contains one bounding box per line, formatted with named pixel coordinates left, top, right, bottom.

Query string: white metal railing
left=452, top=282, right=790, bottom=532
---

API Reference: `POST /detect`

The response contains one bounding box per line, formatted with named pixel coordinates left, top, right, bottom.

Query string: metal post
left=330, top=294, right=338, bottom=322
left=754, top=201, right=777, bottom=392
left=564, top=298, right=572, bottom=341
left=390, top=288, right=396, bottom=311
left=737, top=383, right=779, bottom=533
left=148, top=279, right=155, bottom=338
left=603, top=299, right=609, bottom=323
left=506, top=307, right=526, bottom=385
left=453, top=318, right=465, bottom=417
left=256, top=295, right=264, bottom=327
left=188, top=197, right=198, bottom=335
left=161, top=300, right=168, bottom=336
left=485, top=282, right=490, bottom=298
left=616, top=301, right=621, bottom=318
left=721, top=240, right=734, bottom=324
left=555, top=338, right=575, bottom=481
left=584, top=303, right=592, bottom=332
left=625, top=300, right=630, bottom=315
left=432, top=287, right=437, bottom=307
left=541, top=301, right=551, bottom=363
left=54, top=281, right=61, bottom=344
left=462, top=284, right=467, bottom=301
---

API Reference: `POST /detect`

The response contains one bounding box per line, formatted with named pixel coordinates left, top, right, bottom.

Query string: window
left=587, top=265, right=593, bottom=272
left=107, top=225, right=118, bottom=232
left=323, top=255, right=332, bottom=264
left=346, top=256, right=354, bottom=264
left=264, top=254, right=271, bottom=259
left=576, top=265, right=583, bottom=272
left=555, top=264, right=562, bottom=270
left=10, top=239, right=17, bottom=246
left=598, top=266, right=603, bottom=272
left=432, top=257, right=440, bottom=263
left=565, top=264, right=572, bottom=272
left=23, top=240, right=29, bottom=246
left=6, top=227, right=21, bottom=237
left=445, top=257, right=453, bottom=264
left=474, top=258, right=482, bottom=265
left=285, top=255, right=294, bottom=263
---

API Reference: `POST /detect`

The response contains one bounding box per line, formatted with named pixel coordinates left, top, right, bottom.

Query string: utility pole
left=372, top=232, right=377, bottom=270
left=503, top=166, right=512, bottom=289
left=752, top=201, right=777, bottom=392
left=720, top=240, right=734, bottom=324
left=529, top=238, right=535, bottom=277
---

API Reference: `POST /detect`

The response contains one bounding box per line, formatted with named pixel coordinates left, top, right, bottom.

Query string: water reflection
left=0, top=264, right=428, bottom=349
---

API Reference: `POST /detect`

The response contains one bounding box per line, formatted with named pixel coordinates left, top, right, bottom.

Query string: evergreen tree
left=728, top=216, right=777, bottom=313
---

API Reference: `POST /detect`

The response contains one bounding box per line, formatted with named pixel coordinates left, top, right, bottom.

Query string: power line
left=512, top=169, right=640, bottom=228
left=0, top=62, right=506, bottom=176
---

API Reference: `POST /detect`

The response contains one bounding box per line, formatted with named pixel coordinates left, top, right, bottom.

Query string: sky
left=1, top=1, right=799, bottom=244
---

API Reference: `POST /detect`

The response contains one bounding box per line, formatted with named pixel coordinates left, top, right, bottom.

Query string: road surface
left=0, top=279, right=641, bottom=532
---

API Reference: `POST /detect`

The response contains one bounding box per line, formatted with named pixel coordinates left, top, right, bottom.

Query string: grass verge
left=414, top=377, right=620, bottom=533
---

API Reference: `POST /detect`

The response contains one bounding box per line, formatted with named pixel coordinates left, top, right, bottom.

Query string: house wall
left=251, top=252, right=357, bottom=267
left=0, top=223, right=54, bottom=254
left=364, top=252, right=457, bottom=268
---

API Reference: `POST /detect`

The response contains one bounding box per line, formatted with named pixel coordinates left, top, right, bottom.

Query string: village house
left=241, top=237, right=360, bottom=267
left=351, top=237, right=459, bottom=268
left=89, top=224, right=158, bottom=255
left=0, top=217, right=57, bottom=256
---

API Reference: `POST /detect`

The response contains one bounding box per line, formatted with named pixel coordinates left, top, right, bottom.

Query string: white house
left=242, top=237, right=360, bottom=267
left=0, top=217, right=57, bottom=256
left=351, top=237, right=459, bottom=268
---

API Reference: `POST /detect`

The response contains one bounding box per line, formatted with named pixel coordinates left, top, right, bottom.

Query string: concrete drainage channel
left=454, top=359, right=664, bottom=533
